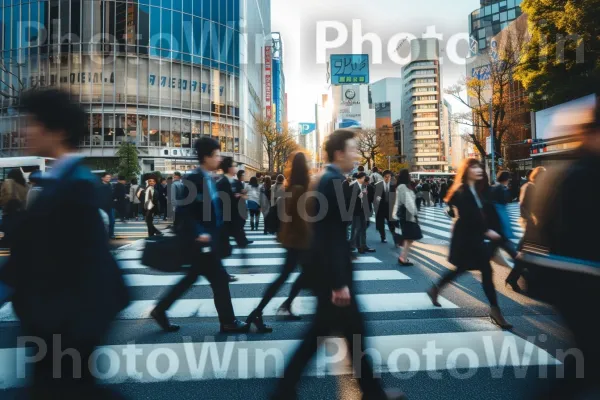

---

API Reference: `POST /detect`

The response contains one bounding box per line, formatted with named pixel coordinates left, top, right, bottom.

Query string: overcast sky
left=272, top=0, right=481, bottom=126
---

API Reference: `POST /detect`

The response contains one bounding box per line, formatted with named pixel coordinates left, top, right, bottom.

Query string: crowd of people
left=0, top=88, right=599, bottom=399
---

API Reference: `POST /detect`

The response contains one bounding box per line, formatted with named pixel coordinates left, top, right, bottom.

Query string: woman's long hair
left=7, top=168, right=26, bottom=186
left=285, top=151, right=310, bottom=190
left=396, top=169, right=410, bottom=187
left=444, top=158, right=486, bottom=203
left=263, top=175, right=272, bottom=191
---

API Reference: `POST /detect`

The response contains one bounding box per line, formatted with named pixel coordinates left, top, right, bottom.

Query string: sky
left=272, top=0, right=481, bottom=126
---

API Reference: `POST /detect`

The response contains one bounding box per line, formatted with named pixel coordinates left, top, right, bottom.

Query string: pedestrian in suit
left=272, top=129, right=406, bottom=400
left=129, top=178, right=141, bottom=220
left=0, top=89, right=129, bottom=399
left=349, top=172, right=375, bottom=254
left=151, top=138, right=249, bottom=334
left=427, top=158, right=511, bottom=329
left=171, top=171, right=185, bottom=230
left=158, top=178, right=169, bottom=221
left=217, top=157, right=251, bottom=248
left=114, top=175, right=128, bottom=222
left=99, top=172, right=115, bottom=239
left=374, top=169, right=397, bottom=243
left=142, top=177, right=162, bottom=237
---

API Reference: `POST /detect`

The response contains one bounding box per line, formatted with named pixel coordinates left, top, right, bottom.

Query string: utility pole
left=489, top=101, right=495, bottom=183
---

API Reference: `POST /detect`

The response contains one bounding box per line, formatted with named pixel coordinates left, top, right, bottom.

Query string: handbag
left=141, top=236, right=187, bottom=272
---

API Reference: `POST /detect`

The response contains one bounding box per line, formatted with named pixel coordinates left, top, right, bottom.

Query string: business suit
left=113, top=182, right=127, bottom=222
left=216, top=176, right=250, bottom=248
left=374, top=180, right=397, bottom=241
left=0, top=157, right=129, bottom=399
left=272, top=165, right=388, bottom=400
left=99, top=181, right=115, bottom=237
left=154, top=168, right=245, bottom=332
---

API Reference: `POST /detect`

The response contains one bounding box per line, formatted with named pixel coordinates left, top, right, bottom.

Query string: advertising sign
left=330, top=54, right=369, bottom=85
left=299, top=123, right=316, bottom=135
left=265, top=46, right=272, bottom=118
left=338, top=85, right=362, bottom=119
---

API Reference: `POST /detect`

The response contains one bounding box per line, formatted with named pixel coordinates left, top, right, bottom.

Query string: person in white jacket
left=393, top=169, right=423, bottom=266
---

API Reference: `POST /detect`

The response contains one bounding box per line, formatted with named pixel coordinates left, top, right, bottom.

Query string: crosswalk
left=0, top=210, right=560, bottom=393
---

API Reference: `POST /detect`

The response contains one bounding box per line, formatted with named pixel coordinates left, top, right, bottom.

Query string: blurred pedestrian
left=171, top=171, right=185, bottom=230
left=114, top=175, right=128, bottom=222
left=394, top=169, right=423, bottom=266
left=217, top=157, right=251, bottom=249
left=129, top=178, right=141, bottom=220
left=427, top=158, right=512, bottom=329
left=247, top=152, right=312, bottom=328
left=350, top=172, right=374, bottom=254
left=142, top=176, right=162, bottom=237
left=272, top=130, right=406, bottom=400
left=272, top=174, right=285, bottom=205
left=151, top=137, right=249, bottom=334
left=374, top=170, right=397, bottom=243
left=0, top=89, right=129, bottom=399
left=158, top=178, right=168, bottom=221
left=0, top=168, right=28, bottom=245
left=260, top=175, right=272, bottom=234
left=26, top=170, right=43, bottom=210
left=99, top=172, right=115, bottom=239
left=246, top=176, right=261, bottom=231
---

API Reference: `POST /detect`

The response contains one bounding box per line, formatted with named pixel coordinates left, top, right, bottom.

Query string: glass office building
left=469, top=0, right=523, bottom=55
left=0, top=0, right=270, bottom=173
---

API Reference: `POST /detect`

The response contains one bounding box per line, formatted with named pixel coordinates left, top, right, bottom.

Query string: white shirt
left=145, top=186, right=155, bottom=210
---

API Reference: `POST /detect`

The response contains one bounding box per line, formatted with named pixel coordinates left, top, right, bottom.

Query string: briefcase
left=141, top=236, right=186, bottom=272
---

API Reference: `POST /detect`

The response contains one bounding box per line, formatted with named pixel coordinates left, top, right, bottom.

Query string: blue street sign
left=299, top=123, right=316, bottom=135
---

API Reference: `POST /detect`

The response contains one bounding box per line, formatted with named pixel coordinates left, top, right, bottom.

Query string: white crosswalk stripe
left=0, top=202, right=559, bottom=392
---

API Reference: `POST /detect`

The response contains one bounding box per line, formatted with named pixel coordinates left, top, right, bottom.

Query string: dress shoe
left=427, top=287, right=441, bottom=307
left=220, top=319, right=250, bottom=333
left=229, top=274, right=238, bottom=282
left=277, top=304, right=302, bottom=321
left=246, top=310, right=273, bottom=333
left=505, top=279, right=522, bottom=293
left=490, top=306, right=513, bottom=330
left=364, top=247, right=376, bottom=253
left=381, top=238, right=388, bottom=243
left=150, top=309, right=180, bottom=332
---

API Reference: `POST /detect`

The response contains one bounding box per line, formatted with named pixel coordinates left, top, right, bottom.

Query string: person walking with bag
left=393, top=169, right=423, bottom=266
left=427, top=158, right=512, bottom=329
left=272, top=130, right=406, bottom=400
left=247, top=152, right=312, bottom=328
left=151, top=138, right=249, bottom=334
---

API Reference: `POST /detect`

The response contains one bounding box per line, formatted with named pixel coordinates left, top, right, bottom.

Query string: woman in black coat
left=427, top=158, right=512, bottom=329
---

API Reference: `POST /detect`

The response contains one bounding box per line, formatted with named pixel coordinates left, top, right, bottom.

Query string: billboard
left=273, top=58, right=282, bottom=129
left=535, top=94, right=597, bottom=140
left=265, top=46, right=272, bottom=119
left=330, top=54, right=369, bottom=85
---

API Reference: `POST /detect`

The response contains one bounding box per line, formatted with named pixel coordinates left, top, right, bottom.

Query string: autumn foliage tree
left=446, top=18, right=528, bottom=161
left=257, top=116, right=300, bottom=173
left=356, top=127, right=398, bottom=170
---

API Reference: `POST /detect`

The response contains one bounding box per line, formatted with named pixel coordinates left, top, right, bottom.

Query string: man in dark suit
left=0, top=89, right=129, bottom=399
left=142, top=176, right=162, bottom=237
left=157, top=178, right=169, bottom=221
left=151, top=137, right=248, bottom=334
left=374, top=169, right=397, bottom=243
left=272, top=129, right=406, bottom=400
left=99, top=172, right=115, bottom=239
left=114, top=175, right=128, bottom=222
left=216, top=157, right=251, bottom=248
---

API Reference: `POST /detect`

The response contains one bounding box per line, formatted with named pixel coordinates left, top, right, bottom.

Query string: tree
left=257, top=116, right=300, bottom=173
left=0, top=58, right=33, bottom=100
left=446, top=20, right=528, bottom=161
left=116, top=142, right=140, bottom=181
left=356, top=127, right=397, bottom=170
left=515, top=0, right=600, bottom=110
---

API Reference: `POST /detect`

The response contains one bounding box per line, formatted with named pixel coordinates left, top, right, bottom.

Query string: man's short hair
left=194, top=137, right=220, bottom=164
left=19, top=89, right=87, bottom=149
left=356, top=172, right=367, bottom=180
left=220, top=157, right=234, bottom=173
left=174, top=171, right=182, bottom=177
left=372, top=167, right=379, bottom=173
left=118, top=175, right=125, bottom=181
left=237, top=169, right=245, bottom=180
left=382, top=170, right=392, bottom=177
left=101, top=172, right=111, bottom=178
left=325, top=129, right=355, bottom=162
left=357, top=166, right=365, bottom=172
left=496, top=171, right=511, bottom=183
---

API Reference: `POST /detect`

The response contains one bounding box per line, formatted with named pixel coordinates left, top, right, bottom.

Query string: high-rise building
left=0, top=0, right=270, bottom=174
left=369, top=78, right=402, bottom=122
left=266, top=32, right=285, bottom=132
left=401, top=38, right=446, bottom=172
left=469, top=0, right=524, bottom=55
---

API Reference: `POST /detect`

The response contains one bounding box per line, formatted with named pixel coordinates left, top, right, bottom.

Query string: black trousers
left=272, top=289, right=387, bottom=400
left=375, top=212, right=396, bottom=240
left=155, top=251, right=236, bottom=325
left=255, top=248, right=306, bottom=312
left=437, top=261, right=498, bottom=307
left=130, top=203, right=140, bottom=219
left=249, top=210, right=260, bottom=230
left=145, top=210, right=160, bottom=236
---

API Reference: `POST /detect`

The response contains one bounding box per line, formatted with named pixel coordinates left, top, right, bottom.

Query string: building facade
left=369, top=77, right=402, bottom=123
left=269, top=32, right=285, bottom=132
left=401, top=38, right=446, bottom=172
left=0, top=0, right=270, bottom=173
left=332, top=84, right=375, bottom=129
left=469, top=0, right=523, bottom=55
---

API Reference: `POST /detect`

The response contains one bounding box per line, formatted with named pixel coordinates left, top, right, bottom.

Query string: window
left=508, top=0, right=516, bottom=7
left=500, top=11, right=507, bottom=21
left=184, top=0, right=193, bottom=13
left=508, top=9, right=516, bottom=19
left=173, top=11, right=182, bottom=53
